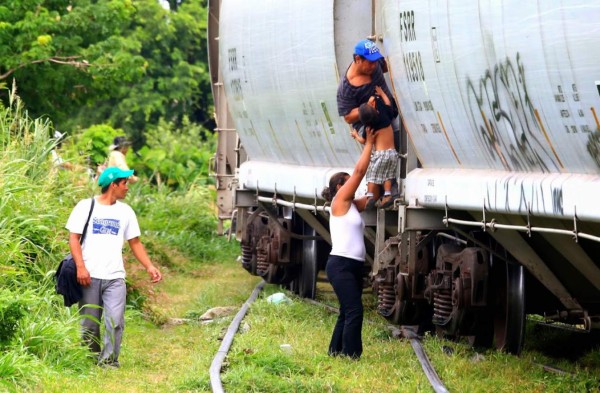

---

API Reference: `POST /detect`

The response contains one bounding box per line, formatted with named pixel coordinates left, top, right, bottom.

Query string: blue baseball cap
left=98, top=167, right=134, bottom=187
left=354, top=39, right=384, bottom=62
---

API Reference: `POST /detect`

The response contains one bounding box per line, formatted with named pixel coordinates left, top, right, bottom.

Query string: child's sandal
left=379, top=195, right=395, bottom=209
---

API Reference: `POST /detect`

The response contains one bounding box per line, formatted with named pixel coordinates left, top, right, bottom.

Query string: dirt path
left=42, top=258, right=260, bottom=392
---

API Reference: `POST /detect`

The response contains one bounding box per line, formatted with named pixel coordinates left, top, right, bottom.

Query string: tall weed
left=0, top=350, right=40, bottom=392
left=128, top=181, right=238, bottom=266
left=0, top=88, right=95, bottom=391
left=0, top=85, right=235, bottom=391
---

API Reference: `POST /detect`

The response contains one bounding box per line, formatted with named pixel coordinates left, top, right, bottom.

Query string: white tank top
left=329, top=200, right=365, bottom=261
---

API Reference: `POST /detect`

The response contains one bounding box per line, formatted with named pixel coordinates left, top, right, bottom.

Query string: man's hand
left=128, top=237, right=162, bottom=283
left=77, top=265, right=92, bottom=287
left=147, top=266, right=162, bottom=283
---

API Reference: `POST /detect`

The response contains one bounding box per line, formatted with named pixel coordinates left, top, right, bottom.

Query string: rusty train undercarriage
left=235, top=194, right=599, bottom=355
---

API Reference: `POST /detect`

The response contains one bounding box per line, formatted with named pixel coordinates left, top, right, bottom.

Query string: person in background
left=107, top=136, right=138, bottom=183
left=50, top=131, right=74, bottom=170
left=352, top=86, right=399, bottom=209
left=66, top=167, right=161, bottom=368
left=321, top=126, right=375, bottom=359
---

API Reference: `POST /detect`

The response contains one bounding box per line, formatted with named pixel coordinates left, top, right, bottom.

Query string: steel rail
left=210, top=280, right=265, bottom=393
left=401, top=327, right=450, bottom=393
left=303, top=298, right=450, bottom=393
left=410, top=338, right=450, bottom=393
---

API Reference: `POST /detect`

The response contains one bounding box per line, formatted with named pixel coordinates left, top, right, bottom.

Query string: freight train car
left=208, top=0, right=600, bottom=354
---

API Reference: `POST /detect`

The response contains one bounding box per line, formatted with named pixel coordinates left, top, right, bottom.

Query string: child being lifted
left=351, top=85, right=399, bottom=209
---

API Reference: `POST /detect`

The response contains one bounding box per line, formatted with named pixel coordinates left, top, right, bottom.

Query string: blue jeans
left=79, top=278, right=126, bottom=364
left=326, top=255, right=364, bottom=359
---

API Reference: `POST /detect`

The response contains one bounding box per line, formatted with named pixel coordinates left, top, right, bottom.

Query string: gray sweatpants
left=79, top=278, right=127, bottom=364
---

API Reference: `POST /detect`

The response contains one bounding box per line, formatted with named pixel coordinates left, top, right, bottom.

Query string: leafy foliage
left=0, top=0, right=214, bottom=143
left=74, top=123, right=121, bottom=167
left=0, top=1, right=142, bottom=126
left=0, top=86, right=230, bottom=391
left=0, top=289, right=30, bottom=347
left=130, top=116, right=216, bottom=188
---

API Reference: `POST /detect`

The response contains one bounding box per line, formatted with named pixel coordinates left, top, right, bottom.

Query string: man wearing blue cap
left=66, top=166, right=162, bottom=368
left=337, top=39, right=397, bottom=133
left=337, top=39, right=399, bottom=207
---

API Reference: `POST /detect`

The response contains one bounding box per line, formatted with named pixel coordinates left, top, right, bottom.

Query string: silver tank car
left=208, top=0, right=600, bottom=354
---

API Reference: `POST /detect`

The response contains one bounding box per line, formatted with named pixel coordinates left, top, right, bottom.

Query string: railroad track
left=209, top=280, right=449, bottom=393
left=208, top=279, right=599, bottom=392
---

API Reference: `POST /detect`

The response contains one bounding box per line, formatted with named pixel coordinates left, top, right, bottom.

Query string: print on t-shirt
left=93, top=217, right=121, bottom=235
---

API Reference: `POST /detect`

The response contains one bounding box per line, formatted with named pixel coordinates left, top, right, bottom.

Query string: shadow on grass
left=525, top=321, right=600, bottom=366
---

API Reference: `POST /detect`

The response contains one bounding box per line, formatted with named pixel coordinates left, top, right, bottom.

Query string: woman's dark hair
left=112, top=136, right=131, bottom=150
left=321, top=172, right=349, bottom=202
left=358, top=102, right=378, bottom=128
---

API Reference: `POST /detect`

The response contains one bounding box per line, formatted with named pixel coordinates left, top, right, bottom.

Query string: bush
left=129, top=116, right=215, bottom=189
left=128, top=183, right=237, bottom=264
left=0, top=289, right=30, bottom=347
left=74, top=124, right=122, bottom=167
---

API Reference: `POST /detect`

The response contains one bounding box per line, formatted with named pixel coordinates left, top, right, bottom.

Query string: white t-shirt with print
left=66, top=197, right=141, bottom=280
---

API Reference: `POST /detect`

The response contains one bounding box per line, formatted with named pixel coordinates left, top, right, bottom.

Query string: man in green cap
left=66, top=166, right=162, bottom=368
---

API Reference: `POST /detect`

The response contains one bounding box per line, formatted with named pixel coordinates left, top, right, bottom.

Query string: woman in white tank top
left=321, top=127, right=375, bottom=359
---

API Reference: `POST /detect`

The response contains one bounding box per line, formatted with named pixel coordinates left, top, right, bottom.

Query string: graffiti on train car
left=484, top=177, right=564, bottom=216
left=552, top=187, right=564, bottom=215
left=466, top=53, right=561, bottom=173
left=586, top=130, right=600, bottom=169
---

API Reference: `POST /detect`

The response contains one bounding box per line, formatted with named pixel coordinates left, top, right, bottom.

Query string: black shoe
left=378, top=195, right=396, bottom=209
left=365, top=197, right=377, bottom=210
left=98, top=359, right=120, bottom=368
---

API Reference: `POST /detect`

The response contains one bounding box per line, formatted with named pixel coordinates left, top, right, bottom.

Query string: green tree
left=69, top=0, right=212, bottom=144
left=0, top=1, right=213, bottom=145
left=0, top=1, right=145, bottom=129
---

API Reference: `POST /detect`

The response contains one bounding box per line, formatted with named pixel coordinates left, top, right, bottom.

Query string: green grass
left=37, top=257, right=258, bottom=393
left=0, top=89, right=240, bottom=392
left=220, top=284, right=600, bottom=393
left=26, top=254, right=600, bottom=393
left=2, top=88, right=599, bottom=392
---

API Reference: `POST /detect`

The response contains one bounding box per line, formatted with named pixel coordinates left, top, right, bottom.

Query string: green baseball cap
left=98, top=167, right=134, bottom=187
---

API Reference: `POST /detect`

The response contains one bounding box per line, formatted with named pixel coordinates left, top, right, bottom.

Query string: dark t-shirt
left=357, top=97, right=395, bottom=139
left=336, top=60, right=395, bottom=130
left=370, top=96, right=394, bottom=130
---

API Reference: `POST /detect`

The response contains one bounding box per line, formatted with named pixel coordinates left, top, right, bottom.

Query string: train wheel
left=288, top=242, right=301, bottom=295
left=491, top=259, right=526, bottom=354
left=297, top=226, right=318, bottom=299
left=264, top=263, right=296, bottom=285
left=467, top=310, right=494, bottom=349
